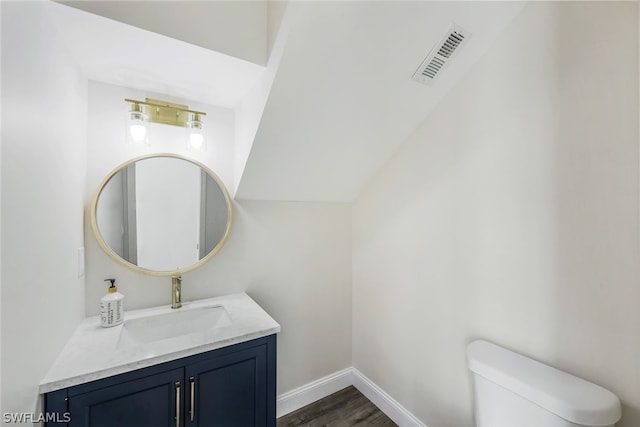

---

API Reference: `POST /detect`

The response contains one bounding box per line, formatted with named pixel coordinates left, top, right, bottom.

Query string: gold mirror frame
left=90, top=153, right=233, bottom=276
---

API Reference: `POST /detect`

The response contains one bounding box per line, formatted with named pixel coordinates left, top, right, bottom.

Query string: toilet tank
left=467, top=340, right=621, bottom=427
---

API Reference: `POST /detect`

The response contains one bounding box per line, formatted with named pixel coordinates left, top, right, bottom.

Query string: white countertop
left=40, top=292, right=280, bottom=394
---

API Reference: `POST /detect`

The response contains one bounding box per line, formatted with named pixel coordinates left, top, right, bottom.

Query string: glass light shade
left=186, top=114, right=206, bottom=151
left=126, top=107, right=149, bottom=145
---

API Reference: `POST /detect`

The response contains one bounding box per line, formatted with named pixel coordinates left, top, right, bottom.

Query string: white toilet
left=467, top=340, right=621, bottom=427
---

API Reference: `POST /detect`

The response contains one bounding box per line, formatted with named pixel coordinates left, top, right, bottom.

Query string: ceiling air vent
left=412, top=24, right=470, bottom=86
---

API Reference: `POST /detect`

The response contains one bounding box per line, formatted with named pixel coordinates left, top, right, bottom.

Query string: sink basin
left=117, top=305, right=232, bottom=349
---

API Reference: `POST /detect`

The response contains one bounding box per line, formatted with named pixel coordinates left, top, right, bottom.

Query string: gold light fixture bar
left=125, top=98, right=206, bottom=127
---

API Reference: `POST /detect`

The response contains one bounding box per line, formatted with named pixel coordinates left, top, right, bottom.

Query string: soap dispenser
left=100, top=278, right=124, bottom=327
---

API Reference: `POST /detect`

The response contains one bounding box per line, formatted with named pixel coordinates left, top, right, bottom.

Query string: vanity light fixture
left=125, top=98, right=208, bottom=151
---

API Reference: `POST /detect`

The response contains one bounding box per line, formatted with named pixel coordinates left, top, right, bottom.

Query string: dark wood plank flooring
left=277, top=386, right=397, bottom=427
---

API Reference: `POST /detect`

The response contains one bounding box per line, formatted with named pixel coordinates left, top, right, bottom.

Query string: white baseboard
left=351, top=368, right=426, bottom=427
left=276, top=367, right=426, bottom=427
left=276, top=367, right=353, bottom=418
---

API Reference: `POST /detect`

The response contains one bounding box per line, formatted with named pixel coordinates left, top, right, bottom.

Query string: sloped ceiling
left=58, top=0, right=269, bottom=65
left=50, top=2, right=265, bottom=108
left=236, top=1, right=526, bottom=202
left=53, top=0, right=526, bottom=203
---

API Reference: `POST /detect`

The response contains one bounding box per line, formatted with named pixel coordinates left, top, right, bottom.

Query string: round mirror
left=90, top=154, right=233, bottom=276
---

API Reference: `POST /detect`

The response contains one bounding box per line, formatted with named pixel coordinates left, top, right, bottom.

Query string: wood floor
left=277, top=386, right=397, bottom=427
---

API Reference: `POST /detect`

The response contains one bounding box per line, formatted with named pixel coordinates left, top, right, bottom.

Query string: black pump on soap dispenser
left=99, top=278, right=124, bottom=327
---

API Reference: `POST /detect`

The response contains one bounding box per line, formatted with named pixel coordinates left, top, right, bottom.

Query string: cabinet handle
left=189, top=376, right=195, bottom=422
left=175, top=381, right=181, bottom=427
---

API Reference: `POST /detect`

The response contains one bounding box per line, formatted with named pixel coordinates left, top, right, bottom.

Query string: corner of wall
left=233, top=1, right=294, bottom=197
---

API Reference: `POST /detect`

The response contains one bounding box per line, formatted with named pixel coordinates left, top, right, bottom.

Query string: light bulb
left=129, top=124, right=147, bottom=143
left=189, top=132, right=204, bottom=149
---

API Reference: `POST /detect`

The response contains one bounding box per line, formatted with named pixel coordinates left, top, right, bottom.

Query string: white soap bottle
left=100, top=278, right=124, bottom=327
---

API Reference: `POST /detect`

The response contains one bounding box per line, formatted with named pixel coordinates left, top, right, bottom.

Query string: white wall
left=0, top=0, right=4, bottom=414
left=85, top=82, right=352, bottom=395
left=1, top=0, right=87, bottom=418
left=234, top=2, right=292, bottom=196
left=267, top=0, right=288, bottom=57
left=353, top=2, right=640, bottom=426
left=87, top=199, right=353, bottom=395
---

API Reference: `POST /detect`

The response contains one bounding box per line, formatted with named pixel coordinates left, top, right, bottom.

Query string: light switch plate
left=78, top=247, right=85, bottom=278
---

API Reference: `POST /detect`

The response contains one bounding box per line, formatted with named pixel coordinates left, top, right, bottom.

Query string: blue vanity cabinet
left=67, top=368, right=183, bottom=427
left=45, top=335, right=277, bottom=427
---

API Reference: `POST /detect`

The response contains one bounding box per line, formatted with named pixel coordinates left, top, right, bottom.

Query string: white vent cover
left=412, top=24, right=471, bottom=86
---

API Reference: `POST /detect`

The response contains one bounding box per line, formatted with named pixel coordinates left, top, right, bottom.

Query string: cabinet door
left=186, top=345, right=267, bottom=427
left=68, top=368, right=183, bottom=427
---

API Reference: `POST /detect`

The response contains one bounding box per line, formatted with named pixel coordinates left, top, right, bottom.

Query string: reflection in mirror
left=92, top=155, right=232, bottom=275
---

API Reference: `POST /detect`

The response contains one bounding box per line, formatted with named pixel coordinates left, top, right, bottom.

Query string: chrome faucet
left=171, top=276, right=182, bottom=309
